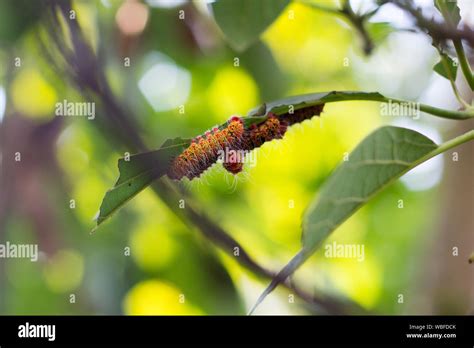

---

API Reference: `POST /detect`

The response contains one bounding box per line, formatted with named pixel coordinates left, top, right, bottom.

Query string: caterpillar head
left=229, top=115, right=242, bottom=123
left=223, top=161, right=244, bottom=174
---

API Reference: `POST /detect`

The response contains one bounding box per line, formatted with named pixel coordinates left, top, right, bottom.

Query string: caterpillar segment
left=167, top=117, right=245, bottom=180
left=241, top=113, right=288, bottom=151
left=222, top=114, right=288, bottom=175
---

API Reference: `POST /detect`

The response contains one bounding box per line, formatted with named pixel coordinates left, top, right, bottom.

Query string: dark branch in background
left=42, top=0, right=366, bottom=314
left=300, top=0, right=377, bottom=55
left=390, top=0, right=474, bottom=48
left=340, top=1, right=376, bottom=55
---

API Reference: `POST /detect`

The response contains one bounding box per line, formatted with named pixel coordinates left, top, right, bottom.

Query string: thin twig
left=300, top=0, right=375, bottom=55
left=391, top=0, right=474, bottom=47
left=434, top=0, right=474, bottom=91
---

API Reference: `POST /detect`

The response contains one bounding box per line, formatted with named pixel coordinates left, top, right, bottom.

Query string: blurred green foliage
left=0, top=0, right=453, bottom=315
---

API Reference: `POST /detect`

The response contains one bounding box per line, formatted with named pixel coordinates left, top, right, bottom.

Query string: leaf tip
left=93, top=210, right=100, bottom=222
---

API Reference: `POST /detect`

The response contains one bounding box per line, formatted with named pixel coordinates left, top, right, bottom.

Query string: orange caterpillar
left=167, top=113, right=291, bottom=180
left=222, top=114, right=288, bottom=175
left=167, top=105, right=325, bottom=180
left=167, top=116, right=245, bottom=180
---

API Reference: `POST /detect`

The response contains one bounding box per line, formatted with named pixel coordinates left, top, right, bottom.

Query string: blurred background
left=0, top=0, right=473, bottom=315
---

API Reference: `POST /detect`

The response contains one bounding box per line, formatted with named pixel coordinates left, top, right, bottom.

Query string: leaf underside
left=249, top=126, right=438, bottom=314
left=247, top=91, right=385, bottom=116
left=94, top=138, right=190, bottom=228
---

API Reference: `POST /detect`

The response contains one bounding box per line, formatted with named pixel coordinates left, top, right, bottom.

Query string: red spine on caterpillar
left=229, top=115, right=241, bottom=123
left=167, top=114, right=289, bottom=180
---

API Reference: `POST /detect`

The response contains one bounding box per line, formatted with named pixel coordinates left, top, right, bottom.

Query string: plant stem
left=288, top=91, right=474, bottom=120
left=392, top=0, right=474, bottom=48
left=453, top=40, right=474, bottom=91
left=421, top=129, right=474, bottom=162
left=340, top=0, right=374, bottom=54
left=436, top=47, right=471, bottom=108
left=434, top=0, right=474, bottom=91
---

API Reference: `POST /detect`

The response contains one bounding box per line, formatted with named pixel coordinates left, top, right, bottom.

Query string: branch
left=274, top=91, right=474, bottom=120
left=300, top=0, right=376, bottom=55
left=391, top=0, right=474, bottom=48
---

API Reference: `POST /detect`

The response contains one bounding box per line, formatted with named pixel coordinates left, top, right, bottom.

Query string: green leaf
left=248, top=90, right=474, bottom=120
left=247, top=91, right=385, bottom=116
left=301, top=126, right=437, bottom=249
left=94, top=137, right=190, bottom=229
left=434, top=53, right=458, bottom=81
left=249, top=126, right=438, bottom=314
left=435, top=0, right=461, bottom=26
left=211, top=0, right=290, bottom=51
left=367, top=22, right=394, bottom=45
left=0, top=0, right=43, bottom=45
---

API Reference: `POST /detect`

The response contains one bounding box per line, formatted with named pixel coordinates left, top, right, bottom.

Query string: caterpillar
left=279, top=104, right=325, bottom=125
left=242, top=114, right=288, bottom=150
left=167, top=116, right=245, bottom=180
left=167, top=104, right=325, bottom=180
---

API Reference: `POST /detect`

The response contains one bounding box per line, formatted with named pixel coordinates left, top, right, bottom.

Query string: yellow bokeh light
left=11, top=68, right=57, bottom=118
left=130, top=220, right=176, bottom=272
left=43, top=249, right=84, bottom=293
left=263, top=2, right=351, bottom=78
left=321, top=102, right=382, bottom=150
left=56, top=124, right=92, bottom=179
left=207, top=66, right=259, bottom=119
left=246, top=181, right=307, bottom=247
left=72, top=173, right=108, bottom=223
left=123, top=280, right=202, bottom=315
left=328, top=253, right=382, bottom=309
